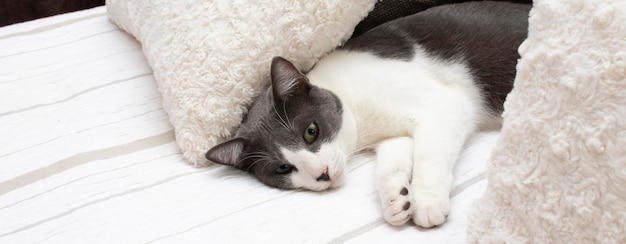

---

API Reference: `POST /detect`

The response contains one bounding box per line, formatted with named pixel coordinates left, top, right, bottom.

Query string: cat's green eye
left=303, top=122, right=319, bottom=143
left=276, top=164, right=293, bottom=174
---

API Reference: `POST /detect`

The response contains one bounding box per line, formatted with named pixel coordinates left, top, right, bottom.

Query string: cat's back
left=343, top=1, right=530, bottom=61
left=341, top=1, right=531, bottom=112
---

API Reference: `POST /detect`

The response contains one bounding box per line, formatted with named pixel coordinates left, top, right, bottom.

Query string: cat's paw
left=411, top=188, right=450, bottom=228
left=378, top=172, right=413, bottom=226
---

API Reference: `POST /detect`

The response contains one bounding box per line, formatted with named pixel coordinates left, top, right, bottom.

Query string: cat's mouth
left=300, top=164, right=345, bottom=191
left=286, top=163, right=345, bottom=191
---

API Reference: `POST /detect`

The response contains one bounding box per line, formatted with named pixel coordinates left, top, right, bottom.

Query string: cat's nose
left=316, top=167, right=330, bottom=181
left=316, top=172, right=330, bottom=181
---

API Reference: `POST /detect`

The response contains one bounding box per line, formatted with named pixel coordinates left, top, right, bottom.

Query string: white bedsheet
left=0, top=7, right=498, bottom=243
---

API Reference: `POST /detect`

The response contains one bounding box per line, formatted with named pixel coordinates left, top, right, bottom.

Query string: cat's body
left=207, top=1, right=530, bottom=228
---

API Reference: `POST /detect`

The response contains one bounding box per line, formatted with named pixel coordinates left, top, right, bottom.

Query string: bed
left=0, top=5, right=501, bottom=243
left=2, top=0, right=625, bottom=243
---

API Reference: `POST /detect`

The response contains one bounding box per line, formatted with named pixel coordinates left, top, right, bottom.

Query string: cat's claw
left=379, top=174, right=414, bottom=226
left=411, top=189, right=450, bottom=228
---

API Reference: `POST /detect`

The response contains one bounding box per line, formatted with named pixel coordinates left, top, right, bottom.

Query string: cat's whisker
left=247, top=159, right=272, bottom=172
left=240, top=154, right=271, bottom=163
left=259, top=159, right=274, bottom=174
left=347, top=145, right=373, bottom=158
left=246, top=159, right=265, bottom=171
left=282, top=101, right=297, bottom=131
left=271, top=117, right=291, bottom=132
left=272, top=102, right=294, bottom=132
left=335, top=150, right=346, bottom=166
left=261, top=120, right=277, bottom=134
left=240, top=151, right=276, bottom=171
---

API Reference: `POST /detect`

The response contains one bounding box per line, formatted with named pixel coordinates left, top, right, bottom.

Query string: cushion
left=467, top=0, right=626, bottom=242
left=106, top=0, right=377, bottom=165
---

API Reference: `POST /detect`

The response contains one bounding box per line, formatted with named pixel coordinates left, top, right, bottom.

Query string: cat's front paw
left=411, top=188, right=450, bottom=228
left=379, top=173, right=413, bottom=226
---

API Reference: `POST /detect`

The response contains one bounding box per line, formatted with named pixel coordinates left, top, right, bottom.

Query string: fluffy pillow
left=106, top=0, right=377, bottom=165
left=467, top=0, right=626, bottom=242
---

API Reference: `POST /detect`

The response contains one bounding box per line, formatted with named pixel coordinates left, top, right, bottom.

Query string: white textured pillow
left=106, top=0, right=377, bottom=165
left=468, top=0, right=626, bottom=242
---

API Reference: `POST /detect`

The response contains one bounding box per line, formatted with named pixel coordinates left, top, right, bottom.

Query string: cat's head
left=206, top=57, right=354, bottom=191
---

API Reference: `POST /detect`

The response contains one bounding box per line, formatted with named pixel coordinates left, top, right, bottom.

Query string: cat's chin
left=301, top=179, right=344, bottom=192
left=292, top=166, right=345, bottom=191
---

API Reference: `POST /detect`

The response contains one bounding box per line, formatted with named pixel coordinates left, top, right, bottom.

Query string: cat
left=206, top=1, right=530, bottom=228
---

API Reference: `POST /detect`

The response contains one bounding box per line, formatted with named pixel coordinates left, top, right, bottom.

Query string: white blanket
left=0, top=7, right=498, bottom=243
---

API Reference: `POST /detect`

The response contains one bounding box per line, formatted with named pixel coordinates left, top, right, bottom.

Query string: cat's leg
left=410, top=105, right=476, bottom=228
left=375, top=137, right=415, bottom=226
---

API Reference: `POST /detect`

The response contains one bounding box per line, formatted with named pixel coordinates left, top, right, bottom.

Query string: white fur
left=307, top=48, right=486, bottom=227
left=375, top=137, right=414, bottom=226
left=281, top=141, right=347, bottom=191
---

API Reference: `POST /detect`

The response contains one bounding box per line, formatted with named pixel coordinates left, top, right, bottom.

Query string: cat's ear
left=270, top=56, right=310, bottom=102
left=205, top=138, right=245, bottom=168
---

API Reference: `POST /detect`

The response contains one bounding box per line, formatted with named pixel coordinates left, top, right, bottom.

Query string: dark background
left=0, top=0, right=105, bottom=27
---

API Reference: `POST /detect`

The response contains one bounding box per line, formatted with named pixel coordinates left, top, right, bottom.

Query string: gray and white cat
left=206, top=1, right=530, bottom=228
